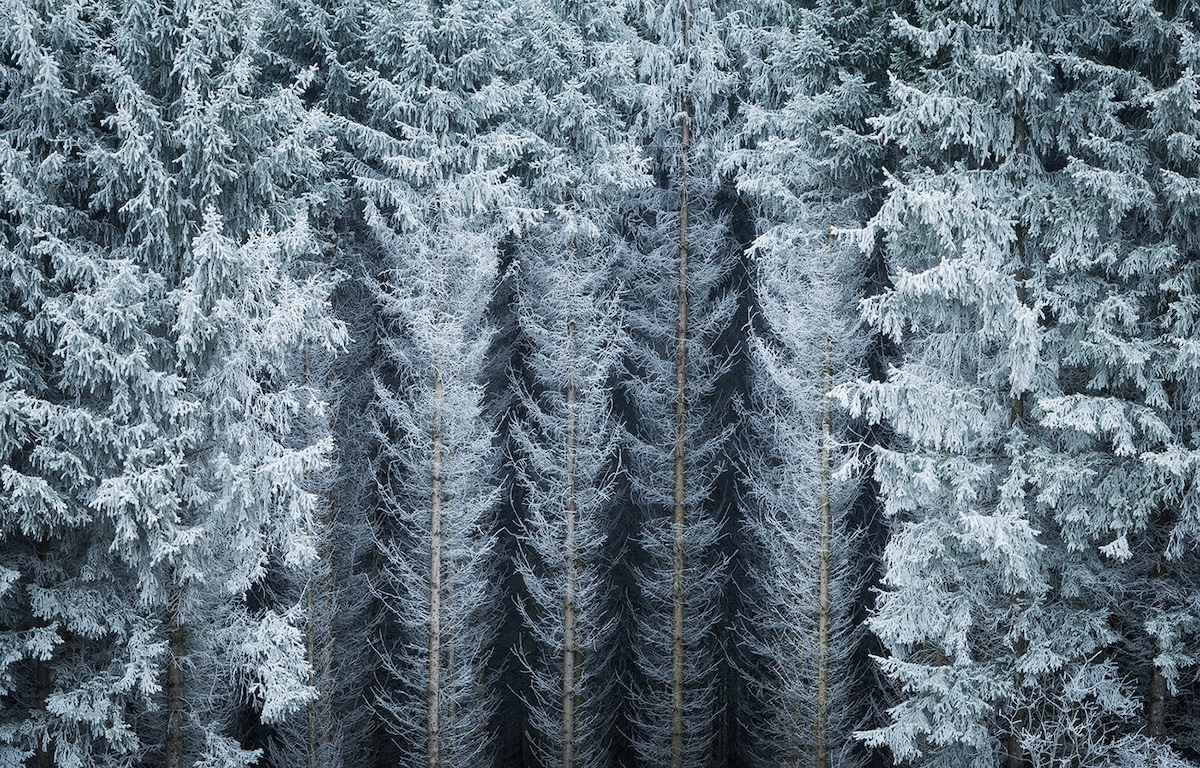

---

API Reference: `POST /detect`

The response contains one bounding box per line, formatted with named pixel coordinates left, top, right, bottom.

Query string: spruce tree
left=728, top=0, right=889, bottom=764
left=1, top=0, right=346, bottom=765
left=351, top=0, right=531, bottom=763
left=851, top=1, right=1200, bottom=765
left=506, top=1, right=646, bottom=761
left=619, top=0, right=741, bottom=764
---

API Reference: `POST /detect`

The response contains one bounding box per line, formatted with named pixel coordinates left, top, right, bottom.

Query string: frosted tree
left=168, top=210, right=344, bottom=768
left=727, top=0, right=888, bottom=764
left=95, top=0, right=345, bottom=763
left=368, top=204, right=503, bottom=768
left=618, top=0, right=742, bottom=764
left=511, top=226, right=627, bottom=768
left=849, top=0, right=1200, bottom=766
left=0, top=245, right=189, bottom=768
left=149, top=0, right=349, bottom=762
left=255, top=1, right=386, bottom=765
left=351, top=0, right=531, bottom=764
left=506, top=2, right=647, bottom=761
left=0, top=0, right=346, bottom=764
left=0, top=2, right=195, bottom=765
left=1041, top=2, right=1200, bottom=760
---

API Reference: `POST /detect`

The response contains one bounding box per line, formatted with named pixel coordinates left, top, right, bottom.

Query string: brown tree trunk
left=33, top=659, right=50, bottom=768
left=1146, top=506, right=1170, bottom=741
left=1005, top=104, right=1031, bottom=768
left=428, top=363, right=444, bottom=768
left=32, top=538, right=51, bottom=768
left=670, top=9, right=691, bottom=761
left=563, top=313, right=580, bottom=768
left=166, top=603, right=185, bottom=768
left=814, top=325, right=833, bottom=768
left=1147, top=652, right=1167, bottom=740
left=1006, top=275, right=1028, bottom=768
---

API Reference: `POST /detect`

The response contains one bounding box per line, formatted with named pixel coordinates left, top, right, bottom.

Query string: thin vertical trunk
left=1006, top=106, right=1030, bottom=768
left=166, top=600, right=185, bottom=768
left=33, top=539, right=51, bottom=768
left=563, top=313, right=579, bottom=768
left=307, top=512, right=338, bottom=766
left=304, top=348, right=320, bottom=768
left=814, top=251, right=834, bottom=768
left=1146, top=506, right=1170, bottom=741
left=33, top=659, right=50, bottom=768
left=428, top=361, right=444, bottom=768
left=1147, top=652, right=1167, bottom=740
left=670, top=3, right=692, bottom=762
left=307, top=566, right=317, bottom=767
left=1005, top=231, right=1028, bottom=768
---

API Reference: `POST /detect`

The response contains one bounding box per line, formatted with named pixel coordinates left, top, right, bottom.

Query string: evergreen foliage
left=617, top=0, right=745, bottom=764
left=6, top=1, right=1200, bottom=767
left=505, top=0, right=646, bottom=764
left=728, top=0, right=890, bottom=763
left=350, top=0, right=531, bottom=763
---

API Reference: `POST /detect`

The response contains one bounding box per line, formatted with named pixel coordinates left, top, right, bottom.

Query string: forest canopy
left=2, top=0, right=1200, bottom=766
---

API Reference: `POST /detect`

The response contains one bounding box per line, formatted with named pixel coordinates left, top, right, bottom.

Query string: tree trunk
left=304, top=348, right=323, bottom=768
left=670, top=3, right=691, bottom=761
left=166, top=603, right=185, bottom=768
left=428, top=363, right=444, bottom=768
left=32, top=539, right=51, bottom=768
left=563, top=312, right=580, bottom=768
left=33, top=658, right=50, bottom=768
left=814, top=317, right=833, bottom=768
left=1005, top=106, right=1030, bottom=768
left=307, top=563, right=317, bottom=767
left=1147, top=506, right=1170, bottom=741
left=1147, top=651, right=1167, bottom=740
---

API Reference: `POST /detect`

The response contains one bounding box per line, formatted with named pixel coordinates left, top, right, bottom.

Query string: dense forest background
left=4, top=0, right=1200, bottom=766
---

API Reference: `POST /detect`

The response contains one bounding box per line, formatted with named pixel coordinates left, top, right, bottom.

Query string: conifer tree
left=727, top=0, right=890, bottom=765
left=510, top=224, right=627, bottom=768
left=351, top=0, right=531, bottom=764
left=619, top=0, right=741, bottom=764
left=849, top=1, right=1200, bottom=765
left=256, top=2, right=384, bottom=765
left=1, top=0, right=346, bottom=765
left=2, top=3, right=200, bottom=766
left=506, top=2, right=646, bottom=761
left=153, top=0, right=347, bottom=762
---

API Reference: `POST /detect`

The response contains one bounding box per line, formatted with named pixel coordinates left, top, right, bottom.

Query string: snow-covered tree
left=168, top=209, right=344, bottom=768
left=506, top=3, right=646, bottom=760
left=1, top=0, right=346, bottom=765
left=618, top=0, right=742, bottom=764
left=727, top=0, right=889, bottom=764
left=510, top=225, right=627, bottom=768
left=1, top=240, right=188, bottom=768
left=350, top=0, right=533, bottom=764
left=255, top=2, right=385, bottom=766
left=849, top=1, right=1200, bottom=766
left=1042, top=3, right=1200, bottom=760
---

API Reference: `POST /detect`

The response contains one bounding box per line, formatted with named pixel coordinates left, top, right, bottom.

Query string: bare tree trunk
left=307, top=501, right=338, bottom=767
left=33, top=539, right=51, bottom=768
left=670, top=3, right=692, bottom=761
left=563, top=310, right=580, bottom=768
left=1147, top=651, right=1167, bottom=740
left=1005, top=106, right=1030, bottom=768
left=814, top=324, right=833, bottom=768
left=33, top=659, right=50, bottom=768
left=1147, top=506, right=1170, bottom=741
left=307, top=563, right=317, bottom=766
left=428, top=362, right=444, bottom=768
left=166, top=599, right=185, bottom=768
left=304, top=348, right=322, bottom=768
